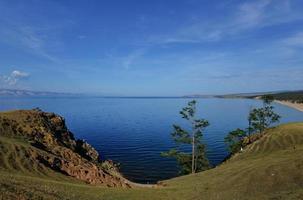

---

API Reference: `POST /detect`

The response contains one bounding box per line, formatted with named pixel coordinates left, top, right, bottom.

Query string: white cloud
left=145, top=0, right=302, bottom=45
left=78, top=35, right=87, bottom=39
left=0, top=70, right=30, bottom=86
left=283, top=32, right=303, bottom=47
left=225, top=0, right=300, bottom=33
left=0, top=5, right=64, bottom=63
left=235, top=0, right=271, bottom=29
left=122, top=49, right=146, bottom=69
left=11, top=70, right=29, bottom=78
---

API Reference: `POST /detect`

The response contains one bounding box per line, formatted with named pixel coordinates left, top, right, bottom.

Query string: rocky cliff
left=0, top=109, right=131, bottom=188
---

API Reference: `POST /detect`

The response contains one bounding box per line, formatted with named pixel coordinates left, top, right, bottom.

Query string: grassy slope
left=1, top=120, right=303, bottom=199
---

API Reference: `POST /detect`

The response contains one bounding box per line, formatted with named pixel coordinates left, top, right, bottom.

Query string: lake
left=1, top=97, right=303, bottom=183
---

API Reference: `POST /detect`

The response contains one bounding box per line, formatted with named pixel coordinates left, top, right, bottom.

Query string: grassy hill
left=1, top=111, right=303, bottom=199
left=269, top=91, right=303, bottom=103
left=212, top=90, right=303, bottom=103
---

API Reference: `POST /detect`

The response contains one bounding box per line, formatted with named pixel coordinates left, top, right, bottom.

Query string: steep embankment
left=1, top=110, right=303, bottom=200
left=0, top=109, right=131, bottom=189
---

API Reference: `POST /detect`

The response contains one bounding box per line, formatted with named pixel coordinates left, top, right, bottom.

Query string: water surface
left=1, top=97, right=303, bottom=183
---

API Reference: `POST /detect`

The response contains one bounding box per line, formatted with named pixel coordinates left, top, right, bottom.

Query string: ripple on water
left=1, top=97, right=303, bottom=183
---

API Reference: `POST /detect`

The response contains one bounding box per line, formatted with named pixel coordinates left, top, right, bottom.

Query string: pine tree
left=250, top=95, right=280, bottom=134
left=161, top=100, right=210, bottom=174
left=225, top=95, right=281, bottom=155
left=224, top=128, right=246, bottom=154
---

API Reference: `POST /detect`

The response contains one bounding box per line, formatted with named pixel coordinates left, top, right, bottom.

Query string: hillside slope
left=1, top=110, right=303, bottom=200
left=0, top=110, right=131, bottom=189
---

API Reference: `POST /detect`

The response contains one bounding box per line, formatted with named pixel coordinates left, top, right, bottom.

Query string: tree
left=249, top=95, right=281, bottom=134
left=224, top=129, right=246, bottom=154
left=225, top=95, right=281, bottom=155
left=262, top=95, right=274, bottom=105
left=161, top=100, right=210, bottom=174
left=247, top=107, right=253, bottom=143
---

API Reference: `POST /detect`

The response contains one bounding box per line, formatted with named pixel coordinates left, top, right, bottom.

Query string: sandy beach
left=275, top=100, right=303, bottom=112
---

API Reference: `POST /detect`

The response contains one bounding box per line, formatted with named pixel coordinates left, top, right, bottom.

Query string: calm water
left=1, top=97, right=303, bottom=183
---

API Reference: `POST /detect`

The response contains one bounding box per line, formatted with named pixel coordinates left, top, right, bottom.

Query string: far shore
left=275, top=100, right=303, bottom=112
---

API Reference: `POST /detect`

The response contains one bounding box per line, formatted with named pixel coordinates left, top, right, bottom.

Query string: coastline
left=275, top=100, right=303, bottom=112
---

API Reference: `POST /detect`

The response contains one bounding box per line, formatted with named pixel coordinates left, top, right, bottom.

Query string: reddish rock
left=0, top=109, right=131, bottom=188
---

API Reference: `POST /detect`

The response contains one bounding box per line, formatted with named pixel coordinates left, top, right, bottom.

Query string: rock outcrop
left=0, top=109, right=131, bottom=188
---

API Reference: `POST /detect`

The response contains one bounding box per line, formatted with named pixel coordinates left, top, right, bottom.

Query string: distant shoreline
left=275, top=100, right=303, bottom=112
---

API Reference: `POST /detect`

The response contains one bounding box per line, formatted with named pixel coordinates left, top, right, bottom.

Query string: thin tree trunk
left=261, top=103, right=266, bottom=135
left=191, top=104, right=196, bottom=174
left=261, top=118, right=265, bottom=135
left=194, top=145, right=198, bottom=172
left=192, top=135, right=195, bottom=173
left=248, top=108, right=252, bottom=143
left=248, top=121, right=251, bottom=143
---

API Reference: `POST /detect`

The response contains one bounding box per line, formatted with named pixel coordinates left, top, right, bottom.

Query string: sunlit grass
left=1, top=116, right=303, bottom=199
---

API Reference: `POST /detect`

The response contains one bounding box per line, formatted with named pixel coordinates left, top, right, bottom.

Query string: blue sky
left=0, top=0, right=303, bottom=96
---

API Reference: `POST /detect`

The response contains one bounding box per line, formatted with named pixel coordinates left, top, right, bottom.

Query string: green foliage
left=161, top=143, right=209, bottom=175
left=269, top=91, right=303, bottom=103
left=249, top=96, right=281, bottom=134
left=161, top=100, right=210, bottom=174
left=226, top=95, right=281, bottom=155
left=224, top=129, right=246, bottom=154
left=171, top=125, right=191, bottom=144
left=161, top=149, right=192, bottom=174
left=194, top=144, right=210, bottom=172
left=261, top=95, right=274, bottom=104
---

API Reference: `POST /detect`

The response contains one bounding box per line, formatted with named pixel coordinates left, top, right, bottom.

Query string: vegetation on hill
left=1, top=110, right=303, bottom=199
left=246, top=91, right=303, bottom=103
left=212, top=90, right=303, bottom=103
left=225, top=95, right=280, bottom=155
left=268, top=91, right=303, bottom=103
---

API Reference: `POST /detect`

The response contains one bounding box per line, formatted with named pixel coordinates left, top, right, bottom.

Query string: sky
left=0, top=0, right=303, bottom=96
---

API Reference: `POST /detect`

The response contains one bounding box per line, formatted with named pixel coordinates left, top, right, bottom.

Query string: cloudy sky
left=0, top=0, right=303, bottom=96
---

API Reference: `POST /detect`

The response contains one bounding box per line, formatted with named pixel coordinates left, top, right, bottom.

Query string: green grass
left=1, top=122, right=303, bottom=199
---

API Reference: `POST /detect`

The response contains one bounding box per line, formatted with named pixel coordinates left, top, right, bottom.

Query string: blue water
left=1, top=97, right=303, bottom=183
